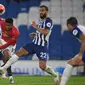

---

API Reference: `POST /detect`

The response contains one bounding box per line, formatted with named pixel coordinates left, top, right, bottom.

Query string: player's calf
left=39, top=61, right=46, bottom=70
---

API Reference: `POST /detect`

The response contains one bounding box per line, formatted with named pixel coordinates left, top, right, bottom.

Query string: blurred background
left=0, top=0, right=85, bottom=76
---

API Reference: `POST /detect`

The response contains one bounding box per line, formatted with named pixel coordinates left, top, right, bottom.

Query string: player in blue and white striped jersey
left=60, top=17, right=85, bottom=85
left=32, top=17, right=53, bottom=46
left=0, top=5, right=59, bottom=84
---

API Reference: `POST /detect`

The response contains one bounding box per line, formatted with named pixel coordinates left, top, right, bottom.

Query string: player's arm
left=0, top=37, right=16, bottom=49
left=0, top=29, right=19, bottom=49
left=79, top=34, right=85, bottom=55
left=32, top=21, right=50, bottom=35
left=34, top=26, right=49, bottom=35
left=72, top=27, right=85, bottom=55
left=29, top=32, right=36, bottom=38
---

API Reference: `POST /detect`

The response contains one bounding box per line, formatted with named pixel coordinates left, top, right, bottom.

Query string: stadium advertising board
left=6, top=60, right=79, bottom=76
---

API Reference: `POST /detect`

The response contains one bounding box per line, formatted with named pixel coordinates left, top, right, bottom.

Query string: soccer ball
left=0, top=4, right=5, bottom=15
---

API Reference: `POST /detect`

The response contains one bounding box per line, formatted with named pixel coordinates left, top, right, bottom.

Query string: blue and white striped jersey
left=70, top=25, right=85, bottom=41
left=32, top=17, right=53, bottom=46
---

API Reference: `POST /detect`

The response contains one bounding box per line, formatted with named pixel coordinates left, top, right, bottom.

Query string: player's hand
left=32, top=21, right=37, bottom=28
left=29, top=32, right=36, bottom=38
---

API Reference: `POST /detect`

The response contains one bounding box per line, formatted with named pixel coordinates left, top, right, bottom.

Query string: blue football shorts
left=23, top=42, right=47, bottom=62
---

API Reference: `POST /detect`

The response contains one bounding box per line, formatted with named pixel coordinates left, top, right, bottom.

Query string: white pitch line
left=25, top=83, right=54, bottom=85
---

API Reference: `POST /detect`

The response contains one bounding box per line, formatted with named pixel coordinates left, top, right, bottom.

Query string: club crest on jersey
left=47, top=22, right=51, bottom=27
left=73, top=29, right=78, bottom=36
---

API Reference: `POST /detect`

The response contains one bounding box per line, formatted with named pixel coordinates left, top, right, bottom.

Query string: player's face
left=39, top=7, right=47, bottom=19
left=67, top=24, right=73, bottom=31
left=5, top=23, right=13, bottom=31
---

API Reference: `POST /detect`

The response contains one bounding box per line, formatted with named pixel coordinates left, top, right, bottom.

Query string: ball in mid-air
left=0, top=4, right=5, bottom=15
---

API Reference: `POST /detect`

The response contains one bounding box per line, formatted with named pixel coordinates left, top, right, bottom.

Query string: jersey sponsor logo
left=47, top=22, right=51, bottom=27
left=72, top=29, right=78, bottom=36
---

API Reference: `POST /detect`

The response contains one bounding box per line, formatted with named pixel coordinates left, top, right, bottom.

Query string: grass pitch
left=0, top=76, right=85, bottom=85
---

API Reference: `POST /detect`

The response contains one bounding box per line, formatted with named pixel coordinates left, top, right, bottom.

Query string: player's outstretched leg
left=45, top=65, right=60, bottom=85
left=1, top=64, right=7, bottom=79
left=39, top=61, right=60, bottom=85
left=0, top=48, right=28, bottom=75
left=60, top=64, right=73, bottom=85
left=0, top=54, right=19, bottom=74
left=60, top=54, right=84, bottom=85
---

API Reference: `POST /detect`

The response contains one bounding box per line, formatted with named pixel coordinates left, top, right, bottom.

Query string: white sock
left=2, top=72, right=7, bottom=77
left=2, top=54, right=19, bottom=70
left=9, top=76, right=13, bottom=79
left=60, top=64, right=73, bottom=85
left=45, top=65, right=57, bottom=77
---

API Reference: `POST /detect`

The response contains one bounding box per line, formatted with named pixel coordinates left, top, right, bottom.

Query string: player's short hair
left=5, top=18, right=13, bottom=24
left=67, top=17, right=78, bottom=26
left=40, top=5, right=48, bottom=11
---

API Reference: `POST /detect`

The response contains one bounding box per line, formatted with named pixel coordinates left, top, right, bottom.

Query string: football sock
left=2, top=54, right=19, bottom=70
left=60, top=64, right=73, bottom=85
left=1, top=64, right=5, bottom=67
left=45, top=65, right=57, bottom=77
left=7, top=66, right=12, bottom=76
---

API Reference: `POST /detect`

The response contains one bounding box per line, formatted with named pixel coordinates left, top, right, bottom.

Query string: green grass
left=0, top=76, right=85, bottom=85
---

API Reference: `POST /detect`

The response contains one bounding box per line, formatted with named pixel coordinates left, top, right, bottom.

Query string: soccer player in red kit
left=0, top=18, right=19, bottom=83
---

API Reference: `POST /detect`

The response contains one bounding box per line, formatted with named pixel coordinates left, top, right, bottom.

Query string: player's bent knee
left=39, top=64, right=46, bottom=70
left=68, top=60, right=72, bottom=64
left=15, top=51, right=20, bottom=57
left=68, top=59, right=81, bottom=67
left=67, top=60, right=75, bottom=66
left=3, top=50, right=9, bottom=56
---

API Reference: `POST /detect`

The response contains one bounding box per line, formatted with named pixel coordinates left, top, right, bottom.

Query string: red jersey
left=0, top=19, right=20, bottom=49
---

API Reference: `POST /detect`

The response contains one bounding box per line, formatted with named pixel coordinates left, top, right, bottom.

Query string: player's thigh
left=36, top=48, right=48, bottom=62
left=2, top=45, right=16, bottom=56
left=2, top=45, right=16, bottom=58
left=2, top=49, right=10, bottom=63
left=3, top=49, right=9, bottom=57
left=16, top=48, right=29, bottom=57
left=68, top=54, right=83, bottom=65
left=1, top=46, right=15, bottom=63
left=16, top=43, right=35, bottom=57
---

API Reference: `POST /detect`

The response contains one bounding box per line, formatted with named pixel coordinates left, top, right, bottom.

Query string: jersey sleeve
left=71, top=27, right=83, bottom=38
left=45, top=18, right=53, bottom=30
left=0, top=27, right=20, bottom=49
